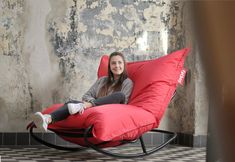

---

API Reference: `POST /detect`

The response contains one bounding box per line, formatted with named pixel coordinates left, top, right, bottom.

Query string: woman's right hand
left=83, top=101, right=93, bottom=109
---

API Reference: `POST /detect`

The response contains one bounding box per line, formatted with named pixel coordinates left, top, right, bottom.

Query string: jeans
left=50, top=92, right=125, bottom=122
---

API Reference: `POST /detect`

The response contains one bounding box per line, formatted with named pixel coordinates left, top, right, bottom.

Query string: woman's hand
left=83, top=101, right=93, bottom=109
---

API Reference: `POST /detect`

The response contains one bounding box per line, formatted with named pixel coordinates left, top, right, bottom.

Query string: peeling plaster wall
left=0, top=0, right=208, bottom=136
left=0, top=0, right=31, bottom=131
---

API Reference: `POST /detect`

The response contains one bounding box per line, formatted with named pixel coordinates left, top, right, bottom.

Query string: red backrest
left=98, top=48, right=189, bottom=123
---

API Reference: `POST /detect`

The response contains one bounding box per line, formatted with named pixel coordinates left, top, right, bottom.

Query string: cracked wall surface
left=0, top=0, right=31, bottom=131
left=0, top=0, right=208, bottom=135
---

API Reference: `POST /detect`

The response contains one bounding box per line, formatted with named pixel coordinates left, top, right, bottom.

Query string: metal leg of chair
left=139, top=136, right=147, bottom=154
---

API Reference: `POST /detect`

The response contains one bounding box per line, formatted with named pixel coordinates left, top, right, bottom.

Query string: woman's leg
left=33, top=92, right=125, bottom=132
left=50, top=92, right=125, bottom=121
left=92, top=92, right=126, bottom=106
left=32, top=100, right=83, bottom=132
left=50, top=100, right=82, bottom=122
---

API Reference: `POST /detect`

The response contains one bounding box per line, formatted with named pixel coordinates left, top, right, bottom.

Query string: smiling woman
left=110, top=55, right=125, bottom=79
left=32, top=52, right=133, bottom=132
left=97, top=52, right=129, bottom=98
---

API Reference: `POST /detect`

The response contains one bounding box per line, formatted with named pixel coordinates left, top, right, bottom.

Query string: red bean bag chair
left=27, top=48, right=189, bottom=158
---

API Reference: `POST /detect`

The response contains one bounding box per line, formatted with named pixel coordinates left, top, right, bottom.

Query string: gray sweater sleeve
left=82, top=77, right=106, bottom=103
left=121, top=78, right=134, bottom=104
left=82, top=77, right=133, bottom=104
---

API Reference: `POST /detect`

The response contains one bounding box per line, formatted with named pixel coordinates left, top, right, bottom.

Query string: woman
left=33, top=52, right=133, bottom=132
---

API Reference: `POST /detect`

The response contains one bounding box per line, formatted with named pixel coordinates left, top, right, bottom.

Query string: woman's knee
left=113, top=92, right=125, bottom=102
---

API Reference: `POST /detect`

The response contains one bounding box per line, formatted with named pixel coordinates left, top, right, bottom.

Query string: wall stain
left=27, top=83, right=34, bottom=112
left=48, top=0, right=185, bottom=61
left=0, top=0, right=24, bottom=59
left=68, top=0, right=78, bottom=46
left=52, top=89, right=60, bottom=103
left=86, top=0, right=98, bottom=9
left=59, top=58, right=66, bottom=77
left=48, top=0, right=78, bottom=58
left=159, top=1, right=185, bottom=53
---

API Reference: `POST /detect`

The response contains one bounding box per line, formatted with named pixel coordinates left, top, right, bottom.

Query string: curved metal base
left=27, top=122, right=177, bottom=158
left=84, top=126, right=177, bottom=158
left=27, top=122, right=87, bottom=151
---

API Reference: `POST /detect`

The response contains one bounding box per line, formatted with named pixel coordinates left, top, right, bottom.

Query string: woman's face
left=109, top=55, right=125, bottom=79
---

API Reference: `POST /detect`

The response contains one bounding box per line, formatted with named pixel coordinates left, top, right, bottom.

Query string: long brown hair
left=97, top=52, right=128, bottom=98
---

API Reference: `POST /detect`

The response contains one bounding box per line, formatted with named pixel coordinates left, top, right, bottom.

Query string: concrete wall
left=0, top=0, right=208, bottom=136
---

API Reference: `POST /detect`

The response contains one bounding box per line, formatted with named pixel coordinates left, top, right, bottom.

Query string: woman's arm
left=82, top=80, right=98, bottom=103
left=82, top=76, right=107, bottom=108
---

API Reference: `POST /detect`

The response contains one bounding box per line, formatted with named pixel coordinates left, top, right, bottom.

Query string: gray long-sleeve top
left=82, top=76, right=133, bottom=104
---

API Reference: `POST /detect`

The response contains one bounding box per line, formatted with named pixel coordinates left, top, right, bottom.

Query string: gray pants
left=50, top=92, right=125, bottom=122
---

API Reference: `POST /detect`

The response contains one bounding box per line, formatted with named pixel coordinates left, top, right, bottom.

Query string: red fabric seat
left=43, top=48, right=189, bottom=147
